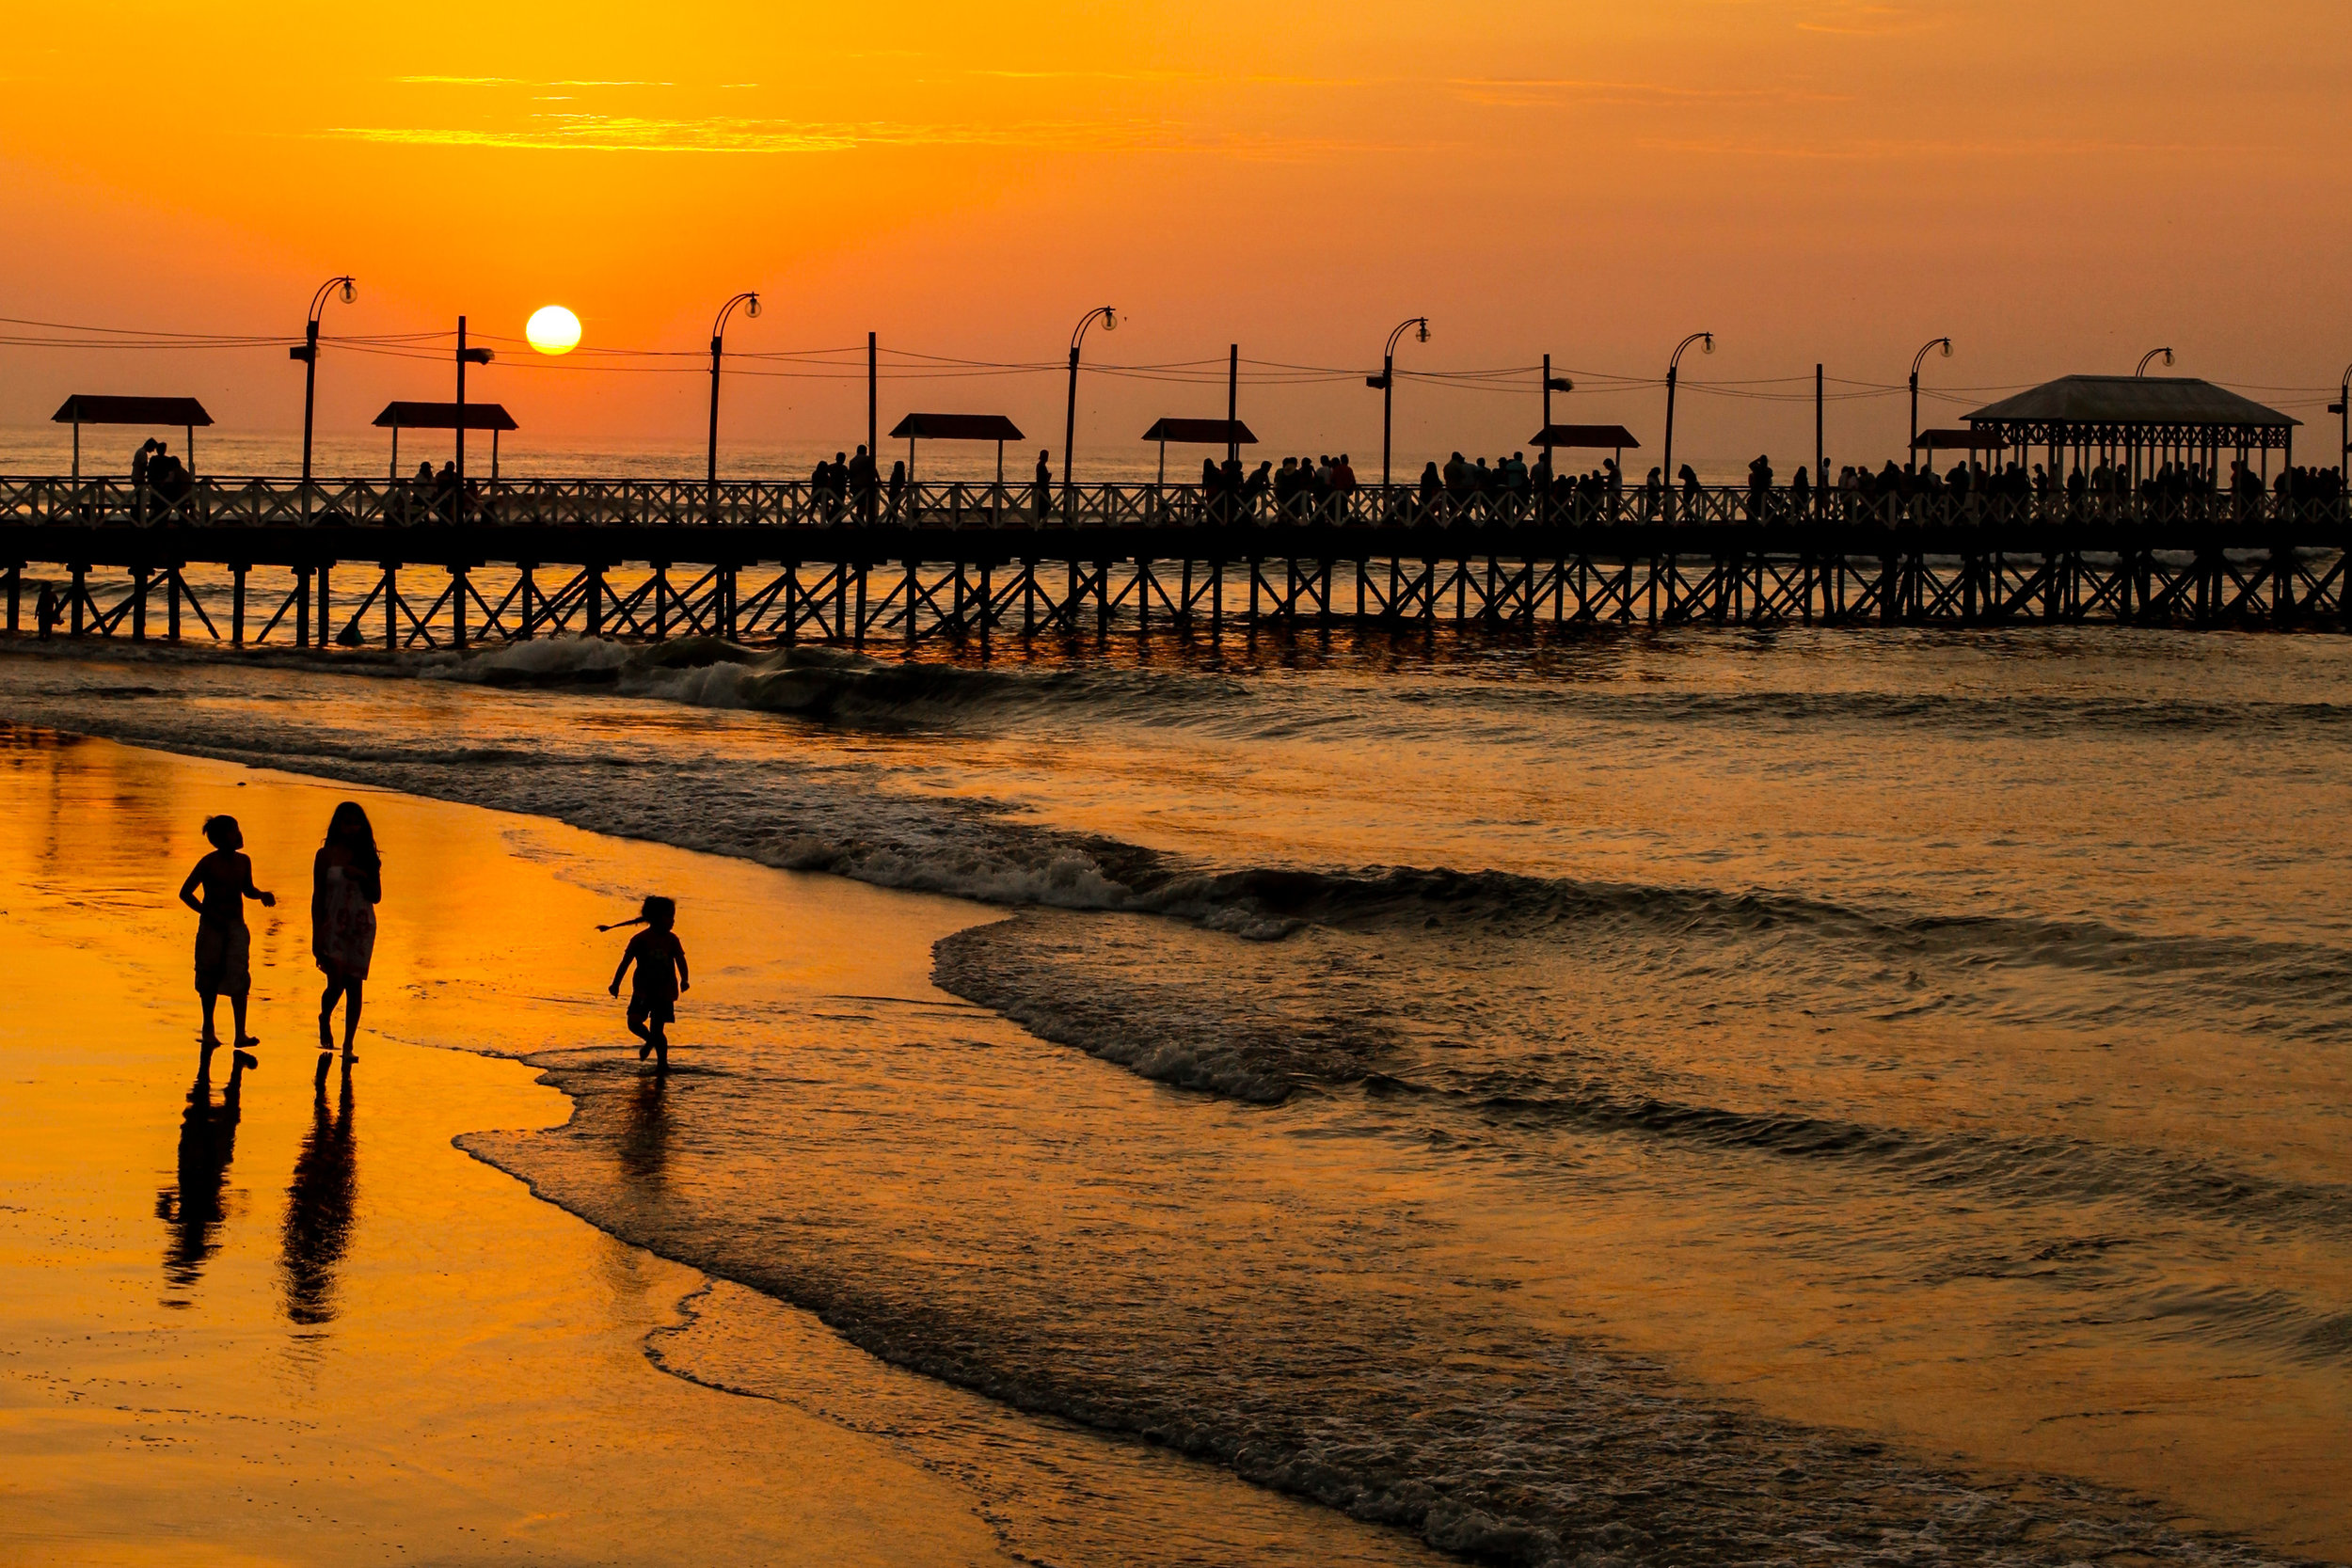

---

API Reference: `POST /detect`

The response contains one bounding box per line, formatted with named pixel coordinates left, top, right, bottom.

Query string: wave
left=430, top=634, right=2352, bottom=744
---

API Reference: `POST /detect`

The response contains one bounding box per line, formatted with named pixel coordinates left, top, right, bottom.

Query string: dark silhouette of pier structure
left=6, top=375, right=2343, bottom=649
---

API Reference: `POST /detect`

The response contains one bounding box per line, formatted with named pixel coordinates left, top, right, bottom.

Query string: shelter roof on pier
left=1141, top=418, right=1257, bottom=445
left=1963, top=376, right=2296, bottom=451
left=52, top=395, right=213, bottom=427
left=372, top=401, right=517, bottom=431
left=1529, top=423, right=1639, bottom=450
left=1911, top=428, right=1987, bottom=451
left=889, top=413, right=1025, bottom=442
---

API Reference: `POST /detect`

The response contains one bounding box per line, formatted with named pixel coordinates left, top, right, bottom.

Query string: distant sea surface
left=5, top=623, right=2349, bottom=1566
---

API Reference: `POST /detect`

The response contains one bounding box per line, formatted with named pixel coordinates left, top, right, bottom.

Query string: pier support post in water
left=386, top=566, right=400, bottom=649
left=166, top=564, right=181, bottom=642
left=294, top=567, right=311, bottom=648
left=131, top=567, right=149, bottom=642
left=70, top=564, right=86, bottom=637
left=318, top=563, right=331, bottom=646
left=451, top=566, right=469, bottom=650
left=4, top=563, right=17, bottom=634
left=516, top=564, right=533, bottom=640
left=585, top=565, right=604, bottom=639
left=231, top=566, right=246, bottom=647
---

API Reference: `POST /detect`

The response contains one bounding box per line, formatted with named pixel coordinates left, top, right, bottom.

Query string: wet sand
left=0, top=729, right=1455, bottom=1568
left=0, top=734, right=1009, bottom=1565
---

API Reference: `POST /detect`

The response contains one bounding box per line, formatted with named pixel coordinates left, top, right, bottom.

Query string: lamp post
left=707, top=291, right=761, bottom=516
left=453, top=315, right=493, bottom=488
left=1908, top=337, right=1952, bottom=471
left=2135, top=347, right=2174, bottom=377
left=2331, top=361, right=2350, bottom=484
left=1367, top=317, right=1429, bottom=489
left=1661, top=331, right=1713, bottom=521
left=1063, top=306, right=1117, bottom=514
left=290, top=276, right=356, bottom=517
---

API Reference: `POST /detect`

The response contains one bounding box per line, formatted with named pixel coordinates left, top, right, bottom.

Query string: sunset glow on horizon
left=4, top=0, right=2347, bottom=465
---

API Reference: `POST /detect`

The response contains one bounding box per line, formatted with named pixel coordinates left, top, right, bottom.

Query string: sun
left=525, top=305, right=581, bottom=356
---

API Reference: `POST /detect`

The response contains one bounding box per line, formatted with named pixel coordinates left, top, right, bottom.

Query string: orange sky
left=4, top=0, right=2348, bottom=468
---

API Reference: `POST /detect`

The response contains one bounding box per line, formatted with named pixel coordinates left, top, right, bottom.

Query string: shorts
left=628, top=991, right=675, bottom=1029
left=195, top=921, right=250, bottom=997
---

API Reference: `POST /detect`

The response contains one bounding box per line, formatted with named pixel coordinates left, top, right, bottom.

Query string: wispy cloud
left=1638, top=134, right=2259, bottom=160
left=1796, top=4, right=1940, bottom=36
left=320, top=113, right=1187, bottom=154
left=1451, top=77, right=1850, bottom=108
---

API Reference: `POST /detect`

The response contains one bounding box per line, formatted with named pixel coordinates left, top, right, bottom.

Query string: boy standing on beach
left=177, top=816, right=275, bottom=1065
left=606, top=896, right=689, bottom=1071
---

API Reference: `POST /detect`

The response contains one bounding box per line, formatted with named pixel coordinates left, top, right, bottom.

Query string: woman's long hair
left=325, top=802, right=380, bottom=876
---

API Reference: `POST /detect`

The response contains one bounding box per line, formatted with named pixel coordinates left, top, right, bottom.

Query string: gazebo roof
left=372, top=401, right=517, bottom=432
left=1964, top=376, right=2296, bottom=430
left=889, top=413, right=1025, bottom=442
left=1912, top=427, right=1988, bottom=451
left=1141, top=418, right=1257, bottom=445
left=1529, top=423, right=1640, bottom=451
left=53, top=395, right=214, bottom=426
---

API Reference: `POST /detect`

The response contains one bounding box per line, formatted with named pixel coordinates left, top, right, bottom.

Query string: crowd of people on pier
left=81, top=432, right=2352, bottom=529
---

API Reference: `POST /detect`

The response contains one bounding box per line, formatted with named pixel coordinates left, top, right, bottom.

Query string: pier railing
left=3, top=474, right=2344, bottom=534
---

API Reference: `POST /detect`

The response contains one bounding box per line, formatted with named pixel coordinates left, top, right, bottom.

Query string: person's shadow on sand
left=156, top=1053, right=246, bottom=1305
left=280, top=1060, right=359, bottom=1327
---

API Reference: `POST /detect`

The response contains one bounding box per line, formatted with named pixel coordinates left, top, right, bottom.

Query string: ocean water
left=4, top=623, right=2348, bottom=1566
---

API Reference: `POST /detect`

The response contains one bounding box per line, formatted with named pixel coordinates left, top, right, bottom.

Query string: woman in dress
left=312, top=802, right=381, bottom=1065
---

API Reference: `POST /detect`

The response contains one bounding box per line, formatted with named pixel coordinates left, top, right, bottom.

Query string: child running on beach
left=605, top=896, right=689, bottom=1071
left=177, top=816, right=276, bottom=1066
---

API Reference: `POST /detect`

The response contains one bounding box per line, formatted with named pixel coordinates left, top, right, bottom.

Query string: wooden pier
left=2, top=475, right=2346, bottom=649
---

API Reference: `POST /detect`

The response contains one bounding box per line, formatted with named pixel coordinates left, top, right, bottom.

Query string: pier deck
left=2, top=476, right=2345, bottom=649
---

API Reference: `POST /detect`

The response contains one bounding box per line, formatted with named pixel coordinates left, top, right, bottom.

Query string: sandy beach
left=0, top=733, right=1012, bottom=1564
left=0, top=726, right=1466, bottom=1567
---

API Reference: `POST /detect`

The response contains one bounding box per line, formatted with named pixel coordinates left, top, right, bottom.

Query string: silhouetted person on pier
left=606, top=895, right=689, bottom=1073
left=1033, top=449, right=1054, bottom=520
left=178, top=815, right=273, bottom=1065
left=1677, top=463, right=1700, bottom=508
left=131, top=438, right=156, bottom=521
left=1746, top=455, right=1773, bottom=521
left=850, top=444, right=878, bottom=522
left=1790, top=464, right=1809, bottom=516
left=1643, top=467, right=1663, bottom=519
left=887, top=458, right=908, bottom=520
left=1442, top=451, right=1470, bottom=503
left=433, top=462, right=460, bottom=525
left=148, top=445, right=190, bottom=522
left=157, top=1050, right=246, bottom=1301
left=312, top=801, right=379, bottom=1074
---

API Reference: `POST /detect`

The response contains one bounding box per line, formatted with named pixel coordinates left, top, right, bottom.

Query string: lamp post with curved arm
left=291, top=276, right=356, bottom=513
left=707, top=292, right=761, bottom=512
left=1368, top=317, right=1428, bottom=489
left=1661, top=331, right=1713, bottom=521
left=1908, top=337, right=1952, bottom=470
left=2135, top=347, right=2173, bottom=377
left=1063, top=306, right=1117, bottom=515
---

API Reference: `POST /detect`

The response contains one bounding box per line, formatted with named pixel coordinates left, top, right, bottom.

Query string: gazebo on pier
left=1963, top=375, right=2297, bottom=485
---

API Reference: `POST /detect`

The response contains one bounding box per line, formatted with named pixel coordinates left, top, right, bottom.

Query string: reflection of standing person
left=157, top=1052, right=246, bottom=1300
left=312, top=802, right=380, bottom=1070
left=178, top=816, right=274, bottom=1063
left=281, top=1058, right=358, bottom=1324
left=605, top=896, right=689, bottom=1073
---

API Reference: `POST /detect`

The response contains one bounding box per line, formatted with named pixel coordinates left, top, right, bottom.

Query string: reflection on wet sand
left=281, top=1058, right=358, bottom=1326
left=155, top=1051, right=244, bottom=1306
left=619, top=1069, right=671, bottom=1188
